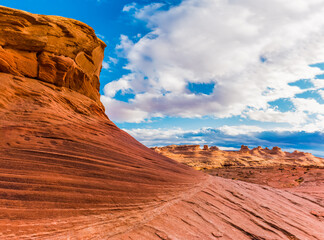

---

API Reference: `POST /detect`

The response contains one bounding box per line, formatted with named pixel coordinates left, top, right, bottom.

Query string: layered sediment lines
left=0, top=73, right=203, bottom=239
left=0, top=6, right=323, bottom=239
left=116, top=177, right=324, bottom=240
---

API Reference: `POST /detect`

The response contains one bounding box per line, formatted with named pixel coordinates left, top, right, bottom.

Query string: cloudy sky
left=3, top=0, right=324, bottom=156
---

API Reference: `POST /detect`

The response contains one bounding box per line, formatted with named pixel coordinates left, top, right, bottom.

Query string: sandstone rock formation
left=152, top=144, right=324, bottom=169
left=0, top=6, right=105, bottom=104
left=153, top=144, right=324, bottom=203
left=0, top=6, right=323, bottom=239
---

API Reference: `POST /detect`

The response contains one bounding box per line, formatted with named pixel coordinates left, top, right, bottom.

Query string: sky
left=2, top=0, right=324, bottom=156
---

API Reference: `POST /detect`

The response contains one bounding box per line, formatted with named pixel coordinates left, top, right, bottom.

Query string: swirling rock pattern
left=0, top=6, right=323, bottom=239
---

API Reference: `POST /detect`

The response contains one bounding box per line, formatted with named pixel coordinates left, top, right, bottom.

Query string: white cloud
left=219, top=125, right=264, bottom=136
left=101, top=97, right=149, bottom=123
left=318, top=90, right=324, bottom=99
left=133, top=3, right=164, bottom=20
left=103, top=74, right=133, bottom=97
left=102, top=61, right=109, bottom=70
left=103, top=0, right=324, bottom=127
left=218, top=146, right=240, bottom=151
left=123, top=3, right=136, bottom=12
left=96, top=33, right=105, bottom=39
left=124, top=128, right=195, bottom=146
left=246, top=108, right=308, bottom=125
left=123, top=126, right=324, bottom=154
left=292, top=98, right=324, bottom=114
left=125, top=128, right=188, bottom=140
left=301, top=114, right=324, bottom=132
left=116, top=35, right=134, bottom=57
left=101, top=58, right=119, bottom=71
left=312, top=78, right=324, bottom=89
left=109, top=57, right=118, bottom=65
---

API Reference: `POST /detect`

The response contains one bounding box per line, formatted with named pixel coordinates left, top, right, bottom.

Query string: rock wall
left=0, top=6, right=106, bottom=103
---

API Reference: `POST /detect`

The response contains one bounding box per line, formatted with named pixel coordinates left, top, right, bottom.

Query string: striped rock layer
left=0, top=6, right=323, bottom=240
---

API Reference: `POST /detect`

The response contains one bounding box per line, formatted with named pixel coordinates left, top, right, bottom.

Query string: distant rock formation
left=152, top=144, right=324, bottom=169
left=209, top=146, right=219, bottom=150
left=240, top=145, right=250, bottom=153
left=0, top=6, right=323, bottom=239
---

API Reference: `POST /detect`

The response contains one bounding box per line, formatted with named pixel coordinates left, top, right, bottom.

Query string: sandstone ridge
left=0, top=7, right=323, bottom=239
left=152, top=144, right=324, bottom=169
left=0, top=6, right=106, bottom=103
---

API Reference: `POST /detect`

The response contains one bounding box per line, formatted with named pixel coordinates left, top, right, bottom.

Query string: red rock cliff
left=0, top=6, right=323, bottom=239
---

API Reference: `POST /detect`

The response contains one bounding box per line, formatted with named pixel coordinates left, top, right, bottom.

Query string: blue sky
left=3, top=0, right=324, bottom=156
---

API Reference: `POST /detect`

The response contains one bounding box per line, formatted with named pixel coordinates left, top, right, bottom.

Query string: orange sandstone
left=152, top=144, right=324, bottom=169
left=0, top=6, right=323, bottom=239
left=0, top=6, right=105, bottom=103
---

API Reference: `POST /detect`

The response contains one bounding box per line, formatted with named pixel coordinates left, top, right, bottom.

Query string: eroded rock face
left=0, top=7, right=323, bottom=240
left=0, top=6, right=105, bottom=103
left=240, top=145, right=250, bottom=153
left=152, top=144, right=324, bottom=169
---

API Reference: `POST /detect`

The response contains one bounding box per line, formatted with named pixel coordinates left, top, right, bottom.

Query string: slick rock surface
left=0, top=6, right=323, bottom=240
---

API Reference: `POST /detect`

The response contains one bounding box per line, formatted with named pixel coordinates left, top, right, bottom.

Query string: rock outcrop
left=152, top=144, right=324, bottom=169
left=239, top=145, right=250, bottom=153
left=0, top=7, right=323, bottom=239
left=0, top=6, right=105, bottom=104
left=153, top=144, right=324, bottom=201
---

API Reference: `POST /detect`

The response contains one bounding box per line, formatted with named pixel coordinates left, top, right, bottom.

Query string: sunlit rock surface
left=0, top=6, right=323, bottom=239
left=0, top=6, right=105, bottom=103
left=152, top=144, right=324, bottom=169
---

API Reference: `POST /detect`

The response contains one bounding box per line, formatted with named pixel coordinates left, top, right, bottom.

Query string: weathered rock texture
left=0, top=6, right=323, bottom=239
left=153, top=144, right=324, bottom=204
left=0, top=6, right=105, bottom=104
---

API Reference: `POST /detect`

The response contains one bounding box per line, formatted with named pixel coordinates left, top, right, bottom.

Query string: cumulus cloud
left=102, top=97, right=149, bottom=123
left=292, top=98, right=324, bottom=114
left=103, top=74, right=132, bottom=97
left=245, top=108, right=308, bottom=125
left=115, top=35, right=134, bottom=57
left=102, top=0, right=324, bottom=128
